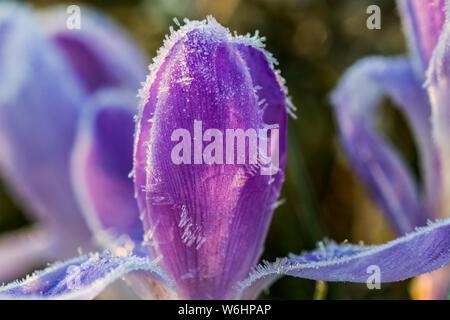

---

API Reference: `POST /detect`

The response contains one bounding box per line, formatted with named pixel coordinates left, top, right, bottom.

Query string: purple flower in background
left=0, top=14, right=448, bottom=300
left=332, top=0, right=450, bottom=299
left=0, top=3, right=147, bottom=281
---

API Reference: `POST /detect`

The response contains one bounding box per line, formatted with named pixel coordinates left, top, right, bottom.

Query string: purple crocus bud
left=398, top=0, right=446, bottom=75
left=133, top=17, right=288, bottom=299
left=424, top=7, right=450, bottom=300
left=426, top=4, right=450, bottom=218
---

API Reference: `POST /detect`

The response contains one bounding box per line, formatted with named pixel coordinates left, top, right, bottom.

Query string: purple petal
left=398, top=0, right=446, bottom=74
left=37, top=6, right=147, bottom=93
left=133, top=17, right=288, bottom=299
left=0, top=227, right=52, bottom=282
left=332, top=57, right=436, bottom=234
left=0, top=3, right=91, bottom=254
left=0, top=252, right=173, bottom=300
left=71, top=89, right=143, bottom=254
left=426, top=9, right=450, bottom=218
left=237, top=218, right=450, bottom=299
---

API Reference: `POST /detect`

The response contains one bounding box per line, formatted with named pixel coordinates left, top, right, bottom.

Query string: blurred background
left=0, top=0, right=418, bottom=299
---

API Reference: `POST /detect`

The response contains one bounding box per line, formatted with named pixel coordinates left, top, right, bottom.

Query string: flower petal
left=332, top=57, right=436, bottom=233
left=0, top=3, right=91, bottom=253
left=0, top=252, right=173, bottom=300
left=426, top=9, right=450, bottom=218
left=236, top=218, right=450, bottom=299
left=71, top=89, right=143, bottom=254
left=133, top=17, right=288, bottom=299
left=397, top=0, right=446, bottom=75
left=37, top=6, right=147, bottom=93
left=0, top=227, right=52, bottom=282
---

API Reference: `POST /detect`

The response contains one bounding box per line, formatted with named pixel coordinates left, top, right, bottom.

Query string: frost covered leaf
left=0, top=251, right=172, bottom=300
left=236, top=218, right=450, bottom=299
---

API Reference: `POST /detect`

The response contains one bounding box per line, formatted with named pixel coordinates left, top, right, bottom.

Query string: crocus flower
left=331, top=0, right=450, bottom=299
left=1, top=16, right=449, bottom=300
left=0, top=3, right=147, bottom=281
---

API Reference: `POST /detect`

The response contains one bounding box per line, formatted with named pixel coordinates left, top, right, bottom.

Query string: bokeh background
left=0, top=0, right=419, bottom=299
